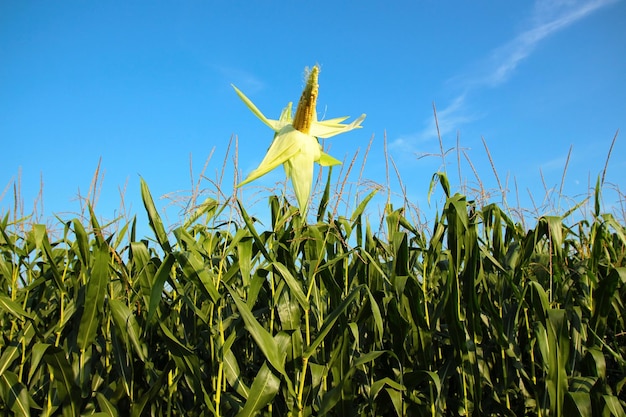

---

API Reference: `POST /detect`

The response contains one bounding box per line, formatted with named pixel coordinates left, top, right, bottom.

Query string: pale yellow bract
left=233, top=65, right=366, bottom=215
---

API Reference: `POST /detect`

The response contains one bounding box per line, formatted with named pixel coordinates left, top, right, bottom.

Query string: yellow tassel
left=292, top=65, right=319, bottom=134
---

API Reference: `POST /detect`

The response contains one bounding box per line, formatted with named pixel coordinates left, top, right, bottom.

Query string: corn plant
left=1, top=171, right=625, bottom=416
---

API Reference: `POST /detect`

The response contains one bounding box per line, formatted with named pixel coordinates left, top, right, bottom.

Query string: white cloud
left=481, top=0, right=618, bottom=87
left=540, top=153, right=571, bottom=172
left=392, top=0, right=617, bottom=152
left=215, top=65, right=265, bottom=93
left=390, top=94, right=478, bottom=152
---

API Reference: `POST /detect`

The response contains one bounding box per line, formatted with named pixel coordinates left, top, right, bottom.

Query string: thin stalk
left=548, top=230, right=553, bottom=304
left=525, top=307, right=541, bottom=417
left=500, top=306, right=510, bottom=409
left=167, top=369, right=174, bottom=417
left=214, top=305, right=225, bottom=417
left=430, top=383, right=436, bottom=417
left=344, top=257, right=349, bottom=297
left=208, top=302, right=216, bottom=396
left=422, top=258, right=431, bottom=328
left=214, top=204, right=234, bottom=416
left=80, top=350, right=86, bottom=393
left=305, top=308, right=311, bottom=346
left=55, top=250, right=71, bottom=347
left=601, top=129, right=619, bottom=186
left=47, top=373, right=54, bottom=414
left=297, top=297, right=313, bottom=415
left=270, top=271, right=276, bottom=332
left=10, top=255, right=18, bottom=302
left=105, top=310, right=111, bottom=369
left=19, top=336, right=26, bottom=381
left=297, top=356, right=309, bottom=416
left=462, top=367, right=469, bottom=415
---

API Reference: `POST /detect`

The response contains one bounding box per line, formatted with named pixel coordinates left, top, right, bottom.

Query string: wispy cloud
left=539, top=152, right=572, bottom=172
left=215, top=65, right=265, bottom=93
left=394, top=0, right=617, bottom=151
left=477, top=0, right=618, bottom=87
left=390, top=94, right=478, bottom=152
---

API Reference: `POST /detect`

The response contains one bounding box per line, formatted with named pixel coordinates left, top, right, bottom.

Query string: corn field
left=1, top=173, right=625, bottom=416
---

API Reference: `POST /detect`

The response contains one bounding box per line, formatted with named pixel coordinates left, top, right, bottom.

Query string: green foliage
left=1, top=174, right=626, bottom=416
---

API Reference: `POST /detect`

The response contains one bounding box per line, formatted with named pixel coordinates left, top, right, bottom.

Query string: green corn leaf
left=226, top=286, right=287, bottom=376
left=159, top=321, right=194, bottom=357
left=96, top=393, right=119, bottom=417
left=77, top=244, right=109, bottom=352
left=37, top=225, right=65, bottom=290
left=416, top=370, right=442, bottom=398
left=28, top=342, right=51, bottom=383
left=583, top=347, right=606, bottom=378
left=351, top=189, right=378, bottom=224
left=237, top=199, right=272, bottom=260
left=174, top=250, right=220, bottom=304
left=169, top=354, right=215, bottom=412
left=237, top=362, right=281, bottom=417
left=112, top=218, right=131, bottom=251
left=590, top=267, right=621, bottom=338
left=31, top=223, right=46, bottom=252
left=182, top=197, right=219, bottom=229
left=272, top=261, right=308, bottom=310
left=71, top=219, right=90, bottom=266
left=0, top=370, right=31, bottom=417
left=140, top=177, right=172, bottom=253
left=544, top=215, right=565, bottom=261
left=546, top=309, right=569, bottom=417
left=318, top=382, right=345, bottom=416
left=385, top=387, right=404, bottom=417
left=353, top=350, right=386, bottom=368
left=224, top=349, right=250, bottom=398
left=277, top=289, right=302, bottom=331
left=564, top=391, right=592, bottom=417
left=365, top=287, right=384, bottom=343
left=0, top=295, right=33, bottom=320
left=535, top=322, right=550, bottom=372
left=147, top=253, right=175, bottom=324
left=304, top=285, right=362, bottom=358
left=428, top=172, right=451, bottom=203
left=594, top=176, right=601, bottom=216
left=0, top=346, right=19, bottom=376
left=130, top=361, right=173, bottom=417
left=0, top=257, right=13, bottom=287
left=109, top=299, right=146, bottom=362
left=129, top=240, right=155, bottom=308
left=247, top=273, right=266, bottom=308
left=317, top=167, right=333, bottom=222
left=526, top=280, right=550, bottom=324
left=309, top=362, right=326, bottom=392
left=370, top=377, right=406, bottom=399
left=235, top=233, right=254, bottom=288
left=88, top=204, right=108, bottom=247
left=603, top=395, right=626, bottom=416
left=44, top=347, right=81, bottom=416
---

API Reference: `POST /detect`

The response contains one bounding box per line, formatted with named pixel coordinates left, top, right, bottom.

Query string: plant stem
left=297, top=356, right=309, bottom=416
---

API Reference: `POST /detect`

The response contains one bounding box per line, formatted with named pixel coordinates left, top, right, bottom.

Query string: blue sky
left=1, top=0, right=625, bottom=233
